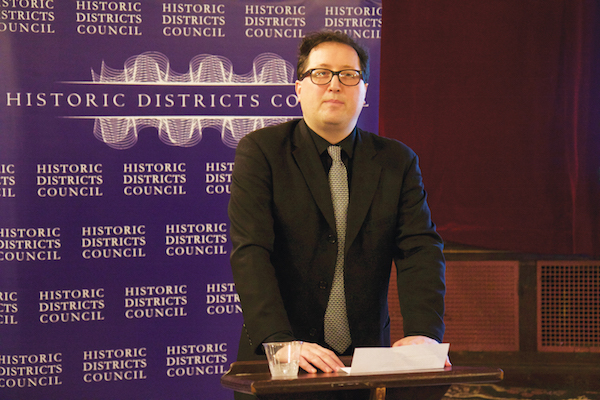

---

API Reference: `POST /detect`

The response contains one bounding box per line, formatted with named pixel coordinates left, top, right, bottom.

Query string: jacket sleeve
left=393, top=152, right=446, bottom=343
left=228, top=134, right=295, bottom=354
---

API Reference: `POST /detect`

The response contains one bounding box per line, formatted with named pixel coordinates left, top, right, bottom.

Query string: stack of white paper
left=343, top=343, right=449, bottom=375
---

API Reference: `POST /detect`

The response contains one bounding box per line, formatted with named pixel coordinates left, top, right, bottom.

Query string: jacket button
left=309, top=328, right=317, bottom=337
left=319, top=281, right=328, bottom=290
left=327, top=235, right=337, bottom=244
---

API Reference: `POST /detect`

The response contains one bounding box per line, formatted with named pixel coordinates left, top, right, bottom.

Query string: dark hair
left=297, top=31, right=370, bottom=83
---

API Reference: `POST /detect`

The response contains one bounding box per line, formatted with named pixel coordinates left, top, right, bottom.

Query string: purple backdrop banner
left=0, top=1, right=381, bottom=399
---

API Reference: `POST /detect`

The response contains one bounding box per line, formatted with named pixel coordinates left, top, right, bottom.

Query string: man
left=228, top=31, right=448, bottom=399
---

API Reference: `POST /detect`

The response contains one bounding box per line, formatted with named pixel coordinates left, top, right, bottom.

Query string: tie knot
left=328, top=145, right=342, bottom=162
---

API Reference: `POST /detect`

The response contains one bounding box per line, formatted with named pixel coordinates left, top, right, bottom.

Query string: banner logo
left=5, top=52, right=301, bottom=149
left=88, top=52, right=299, bottom=149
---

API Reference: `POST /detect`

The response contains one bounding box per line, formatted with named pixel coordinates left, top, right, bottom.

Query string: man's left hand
left=392, top=335, right=452, bottom=367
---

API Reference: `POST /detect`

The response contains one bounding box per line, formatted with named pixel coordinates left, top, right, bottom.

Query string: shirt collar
left=307, top=123, right=356, bottom=159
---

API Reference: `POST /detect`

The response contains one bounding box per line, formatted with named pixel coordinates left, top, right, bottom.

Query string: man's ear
left=295, top=80, right=302, bottom=98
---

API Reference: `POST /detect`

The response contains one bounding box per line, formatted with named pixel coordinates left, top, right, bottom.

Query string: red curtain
left=380, top=0, right=600, bottom=257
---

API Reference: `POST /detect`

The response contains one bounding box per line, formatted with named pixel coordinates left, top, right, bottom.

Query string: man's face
left=295, top=41, right=368, bottom=141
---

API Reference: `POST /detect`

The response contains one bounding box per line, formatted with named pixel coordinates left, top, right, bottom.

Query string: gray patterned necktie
left=324, top=145, right=352, bottom=354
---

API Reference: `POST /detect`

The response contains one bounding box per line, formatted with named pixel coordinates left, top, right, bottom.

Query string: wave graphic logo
left=89, top=52, right=298, bottom=149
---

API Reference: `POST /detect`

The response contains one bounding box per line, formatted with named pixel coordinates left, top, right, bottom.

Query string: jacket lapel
left=292, top=121, right=337, bottom=232
left=292, top=123, right=382, bottom=247
left=346, top=129, right=381, bottom=253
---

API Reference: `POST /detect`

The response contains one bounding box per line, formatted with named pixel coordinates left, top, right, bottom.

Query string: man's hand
left=298, top=342, right=345, bottom=373
left=392, top=335, right=452, bottom=367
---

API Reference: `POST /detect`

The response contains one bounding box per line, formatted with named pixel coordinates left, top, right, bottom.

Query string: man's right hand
left=298, top=342, right=345, bottom=373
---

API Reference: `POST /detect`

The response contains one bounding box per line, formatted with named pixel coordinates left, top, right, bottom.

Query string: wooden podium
left=221, top=357, right=503, bottom=400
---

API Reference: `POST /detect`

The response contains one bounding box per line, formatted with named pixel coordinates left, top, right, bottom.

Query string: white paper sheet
left=345, top=343, right=449, bottom=375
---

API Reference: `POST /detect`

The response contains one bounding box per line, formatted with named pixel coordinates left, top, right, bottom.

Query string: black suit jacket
left=228, top=119, right=445, bottom=361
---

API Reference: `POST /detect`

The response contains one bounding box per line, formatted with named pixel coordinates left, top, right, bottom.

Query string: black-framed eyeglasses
left=301, top=68, right=364, bottom=86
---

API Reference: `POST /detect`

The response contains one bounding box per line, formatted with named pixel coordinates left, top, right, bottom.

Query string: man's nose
left=328, top=74, right=343, bottom=90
